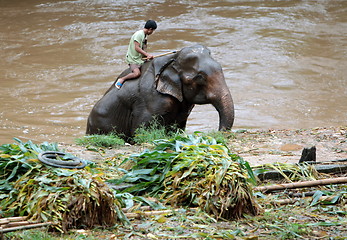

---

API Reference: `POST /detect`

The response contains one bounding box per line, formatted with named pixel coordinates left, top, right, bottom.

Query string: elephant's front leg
left=154, top=99, right=195, bottom=130
left=129, top=108, right=154, bottom=136
left=171, top=103, right=195, bottom=129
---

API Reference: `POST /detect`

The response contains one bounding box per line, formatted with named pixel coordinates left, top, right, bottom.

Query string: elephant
left=86, top=44, right=234, bottom=139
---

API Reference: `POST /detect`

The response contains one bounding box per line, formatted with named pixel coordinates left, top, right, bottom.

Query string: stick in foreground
left=254, top=177, right=347, bottom=193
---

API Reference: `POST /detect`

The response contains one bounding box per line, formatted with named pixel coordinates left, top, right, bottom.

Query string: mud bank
left=61, top=126, right=347, bottom=167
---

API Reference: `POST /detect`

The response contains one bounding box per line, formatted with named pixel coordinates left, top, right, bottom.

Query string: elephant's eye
left=194, top=73, right=206, bottom=84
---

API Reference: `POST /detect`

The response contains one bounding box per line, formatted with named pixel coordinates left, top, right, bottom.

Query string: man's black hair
left=144, top=20, right=157, bottom=30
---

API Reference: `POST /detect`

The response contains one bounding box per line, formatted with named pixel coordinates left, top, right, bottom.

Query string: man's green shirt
left=125, top=30, right=146, bottom=65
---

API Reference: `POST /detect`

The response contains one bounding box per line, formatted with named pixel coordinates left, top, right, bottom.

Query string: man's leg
left=115, top=64, right=141, bottom=89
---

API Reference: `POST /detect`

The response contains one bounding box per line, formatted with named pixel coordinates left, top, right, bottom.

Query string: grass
left=75, top=119, right=231, bottom=148
left=75, top=119, right=185, bottom=148
left=4, top=230, right=56, bottom=240
left=253, top=162, right=321, bottom=182
left=133, top=119, right=182, bottom=144
left=3, top=229, right=104, bottom=239
left=75, top=133, right=125, bottom=148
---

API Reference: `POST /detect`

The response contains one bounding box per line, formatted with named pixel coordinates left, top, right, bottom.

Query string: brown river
left=1, top=0, right=346, bottom=144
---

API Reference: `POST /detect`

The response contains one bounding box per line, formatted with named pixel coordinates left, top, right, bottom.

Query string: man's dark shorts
left=129, top=64, right=142, bottom=71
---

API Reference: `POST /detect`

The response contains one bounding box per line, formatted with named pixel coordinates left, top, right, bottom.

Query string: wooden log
left=271, top=195, right=340, bottom=206
left=125, top=209, right=174, bottom=219
left=271, top=199, right=297, bottom=205
left=0, top=222, right=52, bottom=233
left=257, top=164, right=347, bottom=181
left=287, top=191, right=316, bottom=197
left=254, top=177, right=347, bottom=193
left=0, top=216, right=28, bottom=226
left=1, top=221, right=41, bottom=228
left=122, top=206, right=151, bottom=212
left=0, top=220, right=9, bottom=225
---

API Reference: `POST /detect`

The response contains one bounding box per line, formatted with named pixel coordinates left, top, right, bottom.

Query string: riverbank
left=3, top=126, right=346, bottom=239
left=61, top=126, right=347, bottom=166
left=56, top=126, right=347, bottom=239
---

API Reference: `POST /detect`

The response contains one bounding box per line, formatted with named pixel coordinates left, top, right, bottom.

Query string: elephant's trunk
left=206, top=68, right=235, bottom=131
left=213, top=89, right=235, bottom=131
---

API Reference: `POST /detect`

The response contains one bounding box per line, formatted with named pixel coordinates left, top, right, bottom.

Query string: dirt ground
left=228, top=126, right=347, bottom=166
left=61, top=126, right=347, bottom=167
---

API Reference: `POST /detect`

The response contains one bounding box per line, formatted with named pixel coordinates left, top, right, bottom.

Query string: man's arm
left=134, top=41, right=153, bottom=59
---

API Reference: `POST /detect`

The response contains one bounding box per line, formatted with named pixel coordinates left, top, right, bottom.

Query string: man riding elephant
left=115, top=20, right=157, bottom=89
left=86, top=44, right=235, bottom=140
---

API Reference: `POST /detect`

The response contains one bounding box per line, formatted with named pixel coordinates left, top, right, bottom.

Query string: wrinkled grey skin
left=86, top=45, right=234, bottom=139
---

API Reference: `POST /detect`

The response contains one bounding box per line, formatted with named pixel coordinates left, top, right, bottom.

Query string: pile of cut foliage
left=0, top=133, right=261, bottom=234
left=111, top=133, right=261, bottom=220
left=0, top=138, right=120, bottom=232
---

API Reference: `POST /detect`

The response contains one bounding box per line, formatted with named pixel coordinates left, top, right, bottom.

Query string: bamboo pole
left=271, top=195, right=340, bottom=206
left=0, top=220, right=9, bottom=225
left=125, top=209, right=174, bottom=219
left=122, top=205, right=151, bottom=212
left=124, top=208, right=200, bottom=219
left=254, top=177, right=347, bottom=193
left=142, top=51, right=177, bottom=60
left=2, top=221, right=33, bottom=228
left=271, top=199, right=297, bottom=205
left=0, top=216, right=27, bottom=225
left=288, top=191, right=316, bottom=197
left=0, top=216, right=53, bottom=233
left=0, top=222, right=52, bottom=233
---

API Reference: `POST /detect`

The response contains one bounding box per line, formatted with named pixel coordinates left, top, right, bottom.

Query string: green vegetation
left=75, top=119, right=232, bottom=148
left=254, top=162, right=320, bottom=182
left=3, top=229, right=104, bottom=240
left=75, top=133, right=125, bottom=148
left=0, top=138, right=120, bottom=233
left=111, top=133, right=260, bottom=220
left=1, top=127, right=347, bottom=239
left=75, top=120, right=184, bottom=147
left=133, top=119, right=182, bottom=144
left=4, top=230, right=56, bottom=240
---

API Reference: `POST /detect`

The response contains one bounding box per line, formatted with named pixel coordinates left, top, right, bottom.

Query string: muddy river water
left=1, top=0, right=346, bottom=144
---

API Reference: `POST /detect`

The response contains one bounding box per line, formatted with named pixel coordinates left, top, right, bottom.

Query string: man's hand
left=145, top=54, right=154, bottom=60
left=135, top=41, right=153, bottom=60
left=142, top=53, right=154, bottom=61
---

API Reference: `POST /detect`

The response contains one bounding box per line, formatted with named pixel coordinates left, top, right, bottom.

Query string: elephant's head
left=154, top=44, right=234, bottom=130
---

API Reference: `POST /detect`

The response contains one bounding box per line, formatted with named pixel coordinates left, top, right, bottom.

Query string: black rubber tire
left=38, top=151, right=87, bottom=169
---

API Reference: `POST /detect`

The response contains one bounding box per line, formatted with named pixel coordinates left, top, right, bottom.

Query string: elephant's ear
left=154, top=56, right=183, bottom=102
